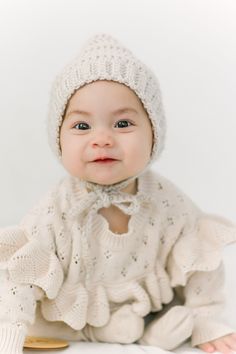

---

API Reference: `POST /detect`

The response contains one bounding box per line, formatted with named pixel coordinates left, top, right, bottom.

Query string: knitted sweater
left=0, top=169, right=236, bottom=353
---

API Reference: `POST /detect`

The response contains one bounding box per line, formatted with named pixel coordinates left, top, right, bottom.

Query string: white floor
left=24, top=341, right=201, bottom=354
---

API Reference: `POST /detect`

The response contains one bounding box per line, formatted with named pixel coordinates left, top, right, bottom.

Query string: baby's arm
left=0, top=268, right=37, bottom=354
left=0, top=185, right=65, bottom=353
left=181, top=262, right=236, bottom=353
left=158, top=172, right=236, bottom=353
left=0, top=224, right=49, bottom=354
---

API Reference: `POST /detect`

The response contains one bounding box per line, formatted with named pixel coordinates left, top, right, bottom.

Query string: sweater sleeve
left=0, top=268, right=37, bottom=354
left=181, top=262, right=235, bottom=346
left=167, top=213, right=236, bottom=347
left=0, top=187, right=65, bottom=354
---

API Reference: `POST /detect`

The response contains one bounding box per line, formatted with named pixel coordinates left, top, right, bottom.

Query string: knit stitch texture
left=0, top=170, right=236, bottom=353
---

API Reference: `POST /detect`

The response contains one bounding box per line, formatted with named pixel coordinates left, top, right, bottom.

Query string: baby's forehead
left=65, top=80, right=148, bottom=115
left=69, top=80, right=138, bottom=99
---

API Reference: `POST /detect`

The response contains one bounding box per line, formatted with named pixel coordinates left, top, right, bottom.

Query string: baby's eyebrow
left=65, top=107, right=138, bottom=119
left=112, top=107, right=138, bottom=115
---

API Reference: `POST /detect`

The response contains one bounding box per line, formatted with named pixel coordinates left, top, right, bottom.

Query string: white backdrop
left=0, top=0, right=236, bottom=348
left=0, top=0, right=235, bottom=226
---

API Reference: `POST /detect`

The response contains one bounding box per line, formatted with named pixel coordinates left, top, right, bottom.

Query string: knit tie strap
left=69, top=190, right=152, bottom=220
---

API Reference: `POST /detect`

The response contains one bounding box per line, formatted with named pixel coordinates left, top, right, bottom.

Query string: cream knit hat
left=47, top=33, right=166, bottom=165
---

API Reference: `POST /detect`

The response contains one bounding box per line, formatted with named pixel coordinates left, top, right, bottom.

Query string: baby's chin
left=86, top=176, right=127, bottom=186
left=85, top=172, right=135, bottom=186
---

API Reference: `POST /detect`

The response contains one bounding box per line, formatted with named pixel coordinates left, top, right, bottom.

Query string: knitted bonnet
left=47, top=33, right=166, bottom=169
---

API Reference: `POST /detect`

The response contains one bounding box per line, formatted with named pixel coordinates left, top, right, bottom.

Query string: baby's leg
left=83, top=304, right=144, bottom=344
left=139, top=305, right=193, bottom=350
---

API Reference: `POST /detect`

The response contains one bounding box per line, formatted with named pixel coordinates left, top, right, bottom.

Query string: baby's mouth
left=94, top=158, right=117, bottom=163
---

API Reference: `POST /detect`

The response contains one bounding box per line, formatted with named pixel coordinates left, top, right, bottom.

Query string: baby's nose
left=91, top=130, right=114, bottom=147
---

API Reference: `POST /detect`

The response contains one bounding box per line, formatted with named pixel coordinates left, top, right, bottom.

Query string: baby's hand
left=198, top=333, right=236, bottom=354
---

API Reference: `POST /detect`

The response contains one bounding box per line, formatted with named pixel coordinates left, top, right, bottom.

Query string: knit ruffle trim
left=1, top=227, right=173, bottom=330
left=167, top=213, right=236, bottom=287
left=1, top=213, right=236, bottom=331
left=0, top=226, right=64, bottom=299
left=33, top=264, right=175, bottom=330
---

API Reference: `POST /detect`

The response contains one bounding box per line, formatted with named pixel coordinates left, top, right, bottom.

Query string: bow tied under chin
left=69, top=189, right=151, bottom=220
left=95, top=191, right=143, bottom=215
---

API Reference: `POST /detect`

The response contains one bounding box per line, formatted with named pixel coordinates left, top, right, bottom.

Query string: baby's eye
left=73, top=122, right=90, bottom=130
left=114, top=120, right=133, bottom=128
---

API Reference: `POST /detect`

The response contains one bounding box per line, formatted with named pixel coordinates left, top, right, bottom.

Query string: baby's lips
left=93, top=156, right=118, bottom=162
left=95, top=158, right=116, bottom=162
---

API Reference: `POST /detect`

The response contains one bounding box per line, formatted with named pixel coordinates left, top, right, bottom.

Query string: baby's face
left=60, top=80, right=153, bottom=185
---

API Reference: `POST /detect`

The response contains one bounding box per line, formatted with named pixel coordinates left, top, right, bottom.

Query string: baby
left=1, top=33, right=236, bottom=354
